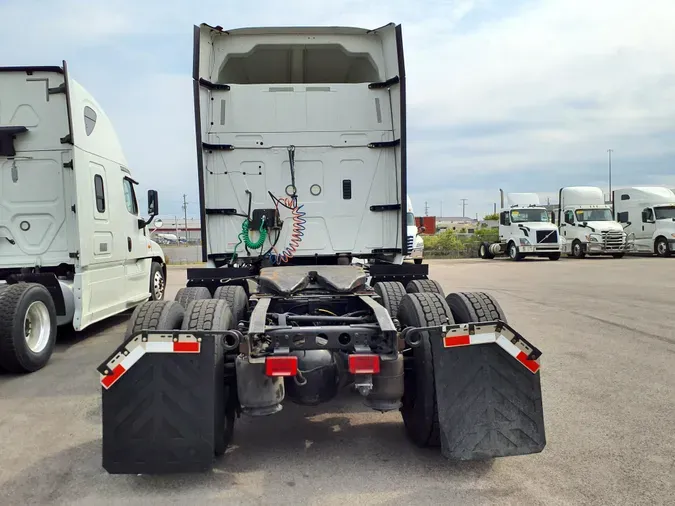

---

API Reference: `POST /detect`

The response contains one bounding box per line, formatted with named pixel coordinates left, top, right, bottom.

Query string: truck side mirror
left=148, top=190, right=159, bottom=216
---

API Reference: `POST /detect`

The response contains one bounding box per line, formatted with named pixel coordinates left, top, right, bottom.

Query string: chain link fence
left=423, top=230, right=499, bottom=259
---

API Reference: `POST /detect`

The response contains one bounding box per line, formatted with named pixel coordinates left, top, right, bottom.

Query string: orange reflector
left=348, top=354, right=380, bottom=374
left=265, top=356, right=298, bottom=377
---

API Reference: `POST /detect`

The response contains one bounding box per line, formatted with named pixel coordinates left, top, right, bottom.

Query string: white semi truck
left=405, top=196, right=424, bottom=264
left=557, top=186, right=626, bottom=259
left=479, top=190, right=561, bottom=261
left=613, top=186, right=675, bottom=257
left=98, top=22, right=546, bottom=474
left=0, top=63, right=166, bottom=373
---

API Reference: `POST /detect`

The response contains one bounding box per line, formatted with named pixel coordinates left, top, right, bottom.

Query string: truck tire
left=572, top=240, right=586, bottom=259
left=612, top=253, right=625, bottom=259
left=507, top=241, right=523, bottom=261
left=213, top=285, right=248, bottom=324
left=655, top=237, right=671, bottom=257
left=479, top=242, right=495, bottom=259
left=182, top=299, right=235, bottom=455
left=397, top=292, right=454, bottom=448
left=548, top=252, right=561, bottom=261
left=373, top=281, right=406, bottom=317
left=174, top=286, right=211, bottom=308
left=445, top=292, right=507, bottom=324
left=149, top=262, right=165, bottom=301
left=406, top=279, right=445, bottom=297
left=0, top=283, right=58, bottom=373
left=124, top=300, right=185, bottom=340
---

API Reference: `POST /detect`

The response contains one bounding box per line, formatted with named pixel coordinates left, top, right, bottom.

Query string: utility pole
left=182, top=194, right=189, bottom=242
left=493, top=202, right=497, bottom=214
left=460, top=198, right=468, bottom=218
left=424, top=201, right=429, bottom=216
left=440, top=201, right=443, bottom=218
left=607, top=149, right=613, bottom=203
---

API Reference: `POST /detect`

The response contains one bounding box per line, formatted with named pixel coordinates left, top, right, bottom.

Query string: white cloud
left=2, top=0, right=675, bottom=218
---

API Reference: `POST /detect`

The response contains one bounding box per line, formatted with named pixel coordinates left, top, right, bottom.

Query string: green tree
left=483, top=213, right=499, bottom=220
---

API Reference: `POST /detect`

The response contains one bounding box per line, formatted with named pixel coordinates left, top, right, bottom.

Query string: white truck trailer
left=479, top=190, right=561, bottom=261
left=0, top=63, right=166, bottom=373
left=558, top=186, right=627, bottom=258
left=405, top=196, right=424, bottom=264
left=613, top=186, right=675, bottom=257
left=98, top=23, right=546, bottom=474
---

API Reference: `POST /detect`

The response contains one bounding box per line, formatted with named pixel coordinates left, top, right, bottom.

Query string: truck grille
left=602, top=231, right=625, bottom=249
left=407, top=236, right=414, bottom=251
left=536, top=230, right=558, bottom=243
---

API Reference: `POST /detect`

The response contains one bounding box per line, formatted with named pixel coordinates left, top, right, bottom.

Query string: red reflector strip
left=348, top=354, right=380, bottom=374
left=443, top=335, right=471, bottom=347
left=516, top=351, right=540, bottom=374
left=265, top=356, right=298, bottom=377
left=101, top=363, right=126, bottom=389
left=173, top=341, right=200, bottom=353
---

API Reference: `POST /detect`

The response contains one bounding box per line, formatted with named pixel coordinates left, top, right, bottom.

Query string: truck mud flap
left=430, top=322, right=545, bottom=460
left=98, top=331, right=224, bottom=474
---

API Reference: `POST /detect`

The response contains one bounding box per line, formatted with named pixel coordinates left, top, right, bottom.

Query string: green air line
left=233, top=216, right=267, bottom=260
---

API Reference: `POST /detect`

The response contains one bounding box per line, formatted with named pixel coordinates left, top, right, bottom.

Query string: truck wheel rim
left=574, top=244, right=580, bottom=255
left=24, top=301, right=51, bottom=353
left=480, top=245, right=486, bottom=256
left=153, top=271, right=165, bottom=299
left=509, top=245, right=516, bottom=258
left=658, top=241, right=667, bottom=255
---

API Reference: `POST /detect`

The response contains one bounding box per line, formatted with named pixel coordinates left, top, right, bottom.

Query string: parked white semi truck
left=0, top=63, right=166, bottom=373
left=557, top=186, right=626, bottom=259
left=613, top=186, right=675, bottom=257
left=479, top=190, right=561, bottom=261
left=98, top=22, right=546, bottom=475
left=405, top=196, right=424, bottom=264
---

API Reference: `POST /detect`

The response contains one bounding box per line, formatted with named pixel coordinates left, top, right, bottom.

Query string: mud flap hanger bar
left=401, top=320, right=542, bottom=374
left=97, top=329, right=243, bottom=389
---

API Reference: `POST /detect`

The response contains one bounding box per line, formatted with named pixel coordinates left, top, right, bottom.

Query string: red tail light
left=265, top=356, right=298, bottom=377
left=348, top=354, right=380, bottom=374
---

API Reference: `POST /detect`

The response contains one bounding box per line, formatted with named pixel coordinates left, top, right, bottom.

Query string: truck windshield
left=654, top=206, right=675, bottom=220
left=575, top=209, right=613, bottom=221
left=407, top=213, right=415, bottom=226
left=510, top=209, right=549, bottom=223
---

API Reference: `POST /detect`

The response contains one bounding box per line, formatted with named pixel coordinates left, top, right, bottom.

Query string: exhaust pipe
left=500, top=189, right=504, bottom=208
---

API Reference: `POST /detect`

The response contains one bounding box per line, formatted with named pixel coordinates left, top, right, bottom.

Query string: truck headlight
left=519, top=237, right=530, bottom=245
left=586, top=235, right=598, bottom=242
left=671, top=233, right=675, bottom=238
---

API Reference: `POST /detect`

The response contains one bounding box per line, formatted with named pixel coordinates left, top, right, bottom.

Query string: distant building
left=152, top=217, right=202, bottom=242
left=436, top=216, right=478, bottom=234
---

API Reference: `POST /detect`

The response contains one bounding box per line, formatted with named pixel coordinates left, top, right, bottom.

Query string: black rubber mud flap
left=101, top=334, right=223, bottom=474
left=429, top=330, right=546, bottom=460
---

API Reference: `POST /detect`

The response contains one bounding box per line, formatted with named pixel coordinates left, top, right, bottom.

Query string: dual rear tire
left=397, top=290, right=507, bottom=448
left=126, top=285, right=245, bottom=456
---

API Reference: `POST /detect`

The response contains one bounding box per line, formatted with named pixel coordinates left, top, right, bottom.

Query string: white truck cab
left=558, top=186, right=626, bottom=259
left=613, top=187, right=675, bottom=257
left=405, top=196, right=424, bottom=264
left=0, top=63, right=166, bottom=373
left=479, top=191, right=560, bottom=261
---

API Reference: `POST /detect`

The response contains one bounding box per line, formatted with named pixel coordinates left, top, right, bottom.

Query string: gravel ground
left=0, top=257, right=673, bottom=505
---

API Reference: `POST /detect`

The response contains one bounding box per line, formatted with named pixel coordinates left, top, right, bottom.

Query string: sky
left=2, top=0, right=675, bottom=219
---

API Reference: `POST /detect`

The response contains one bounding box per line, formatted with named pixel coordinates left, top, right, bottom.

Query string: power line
left=182, top=194, right=189, bottom=241
left=460, top=198, right=468, bottom=218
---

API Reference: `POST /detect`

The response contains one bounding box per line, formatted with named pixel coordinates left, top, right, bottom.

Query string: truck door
left=121, top=174, right=151, bottom=300
left=560, top=210, right=575, bottom=238
left=641, top=207, right=656, bottom=241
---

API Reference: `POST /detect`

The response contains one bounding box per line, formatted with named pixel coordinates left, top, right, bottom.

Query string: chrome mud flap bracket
left=415, top=321, right=546, bottom=460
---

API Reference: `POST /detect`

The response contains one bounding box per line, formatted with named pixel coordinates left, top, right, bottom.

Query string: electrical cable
left=268, top=195, right=306, bottom=265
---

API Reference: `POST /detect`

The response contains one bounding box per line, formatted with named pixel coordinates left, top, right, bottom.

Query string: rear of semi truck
left=99, top=23, right=546, bottom=474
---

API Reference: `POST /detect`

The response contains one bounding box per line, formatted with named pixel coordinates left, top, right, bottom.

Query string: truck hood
left=583, top=221, right=624, bottom=233
left=516, top=222, right=557, bottom=231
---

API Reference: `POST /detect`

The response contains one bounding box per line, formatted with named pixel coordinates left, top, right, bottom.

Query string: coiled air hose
left=270, top=196, right=306, bottom=265
left=233, top=216, right=267, bottom=260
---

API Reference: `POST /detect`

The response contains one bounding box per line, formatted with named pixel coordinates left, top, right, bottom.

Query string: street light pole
left=607, top=149, right=613, bottom=203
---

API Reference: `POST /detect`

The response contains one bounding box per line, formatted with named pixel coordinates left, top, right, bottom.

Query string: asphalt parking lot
left=1, top=257, right=673, bottom=505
